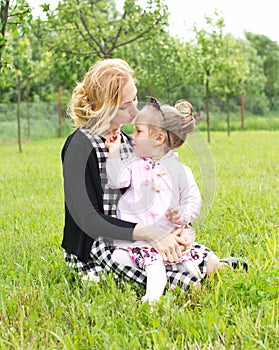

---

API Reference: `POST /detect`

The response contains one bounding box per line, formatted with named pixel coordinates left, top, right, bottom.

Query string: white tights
left=112, top=249, right=167, bottom=302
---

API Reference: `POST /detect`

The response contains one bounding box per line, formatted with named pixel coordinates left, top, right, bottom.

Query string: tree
left=246, top=32, right=279, bottom=110
left=1, top=0, right=33, bottom=151
left=0, top=0, right=31, bottom=80
left=36, top=0, right=169, bottom=59
left=238, top=38, right=267, bottom=116
left=212, top=35, right=250, bottom=135
left=29, top=0, right=170, bottom=136
left=3, top=33, right=35, bottom=151
left=0, top=0, right=10, bottom=72
left=128, top=32, right=191, bottom=104
left=193, top=12, right=225, bottom=142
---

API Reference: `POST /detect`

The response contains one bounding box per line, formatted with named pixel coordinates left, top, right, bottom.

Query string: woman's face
left=110, top=77, right=138, bottom=128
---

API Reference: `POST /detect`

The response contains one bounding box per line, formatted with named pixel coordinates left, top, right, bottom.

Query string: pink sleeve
left=106, top=158, right=132, bottom=189
left=177, top=165, right=202, bottom=224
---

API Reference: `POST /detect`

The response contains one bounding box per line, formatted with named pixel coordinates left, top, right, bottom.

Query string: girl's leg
left=142, top=261, right=167, bottom=303
left=112, top=248, right=167, bottom=303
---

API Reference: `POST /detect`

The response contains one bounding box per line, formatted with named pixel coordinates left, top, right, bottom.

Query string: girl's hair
left=138, top=99, right=195, bottom=148
left=67, top=58, right=135, bottom=135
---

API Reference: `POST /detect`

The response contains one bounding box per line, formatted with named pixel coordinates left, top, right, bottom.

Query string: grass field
left=0, top=131, right=278, bottom=349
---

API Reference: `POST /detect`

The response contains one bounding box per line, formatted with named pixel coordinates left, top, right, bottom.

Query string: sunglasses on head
left=149, top=97, right=171, bottom=147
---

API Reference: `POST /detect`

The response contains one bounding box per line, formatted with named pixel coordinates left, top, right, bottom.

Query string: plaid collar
left=80, top=128, right=133, bottom=216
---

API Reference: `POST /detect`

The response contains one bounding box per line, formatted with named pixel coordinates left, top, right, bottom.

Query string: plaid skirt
left=64, top=237, right=213, bottom=291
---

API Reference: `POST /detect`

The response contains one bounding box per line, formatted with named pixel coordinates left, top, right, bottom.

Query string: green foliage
left=0, top=0, right=32, bottom=81
left=0, top=131, right=278, bottom=348
left=39, top=0, right=168, bottom=58
left=193, top=12, right=225, bottom=77
left=246, top=33, right=279, bottom=110
left=125, top=32, right=189, bottom=104
left=192, top=11, right=227, bottom=141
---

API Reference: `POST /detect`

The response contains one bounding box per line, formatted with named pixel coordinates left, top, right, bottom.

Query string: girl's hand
left=105, top=130, right=121, bottom=157
left=165, top=207, right=188, bottom=226
left=165, top=208, right=180, bottom=224
left=172, top=226, right=196, bottom=252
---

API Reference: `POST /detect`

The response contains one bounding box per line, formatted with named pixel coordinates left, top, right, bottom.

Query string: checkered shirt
left=64, top=128, right=213, bottom=290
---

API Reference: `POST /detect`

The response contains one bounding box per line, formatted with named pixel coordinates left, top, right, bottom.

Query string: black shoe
left=220, top=257, right=248, bottom=272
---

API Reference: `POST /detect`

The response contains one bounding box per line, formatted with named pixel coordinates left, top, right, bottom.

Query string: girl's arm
left=105, top=133, right=132, bottom=189
left=166, top=165, right=201, bottom=227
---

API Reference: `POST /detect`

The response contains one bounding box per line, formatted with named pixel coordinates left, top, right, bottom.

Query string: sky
left=28, top=0, right=279, bottom=44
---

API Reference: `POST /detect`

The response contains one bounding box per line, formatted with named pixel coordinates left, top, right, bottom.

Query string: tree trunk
left=26, top=85, right=30, bottom=139
left=0, top=0, right=10, bottom=72
left=167, top=90, right=171, bottom=104
left=58, top=85, right=62, bottom=137
left=241, top=93, right=245, bottom=130
left=17, top=80, right=23, bottom=153
left=226, top=94, right=231, bottom=137
left=205, top=70, right=210, bottom=143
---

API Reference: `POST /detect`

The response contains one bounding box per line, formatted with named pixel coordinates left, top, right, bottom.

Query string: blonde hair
left=67, top=58, right=135, bottom=135
left=137, top=99, right=195, bottom=148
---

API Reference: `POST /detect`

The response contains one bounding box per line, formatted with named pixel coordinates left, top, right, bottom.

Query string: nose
left=130, top=102, right=138, bottom=117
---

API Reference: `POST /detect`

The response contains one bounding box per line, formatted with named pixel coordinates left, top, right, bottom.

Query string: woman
left=61, top=58, right=243, bottom=290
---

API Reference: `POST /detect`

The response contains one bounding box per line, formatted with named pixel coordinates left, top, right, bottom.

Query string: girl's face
left=110, top=77, right=138, bottom=128
left=131, top=122, right=156, bottom=158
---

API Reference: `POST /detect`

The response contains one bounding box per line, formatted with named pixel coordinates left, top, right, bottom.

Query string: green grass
left=196, top=112, right=279, bottom=132
left=0, top=131, right=278, bottom=349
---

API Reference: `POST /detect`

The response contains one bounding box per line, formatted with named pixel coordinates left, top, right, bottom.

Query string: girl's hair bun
left=174, top=99, right=193, bottom=118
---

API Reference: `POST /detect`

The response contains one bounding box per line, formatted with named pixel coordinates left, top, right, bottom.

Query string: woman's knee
left=111, top=249, right=138, bottom=268
left=206, top=254, right=222, bottom=275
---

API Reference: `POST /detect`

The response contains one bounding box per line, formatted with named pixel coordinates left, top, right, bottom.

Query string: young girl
left=105, top=98, right=209, bottom=303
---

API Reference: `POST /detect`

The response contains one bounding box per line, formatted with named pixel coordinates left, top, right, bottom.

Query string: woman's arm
left=63, top=131, right=136, bottom=241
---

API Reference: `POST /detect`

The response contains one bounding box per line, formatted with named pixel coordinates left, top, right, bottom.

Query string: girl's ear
left=155, top=131, right=166, bottom=145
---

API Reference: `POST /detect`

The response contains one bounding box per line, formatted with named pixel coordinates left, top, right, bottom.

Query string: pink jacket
left=106, top=150, right=201, bottom=248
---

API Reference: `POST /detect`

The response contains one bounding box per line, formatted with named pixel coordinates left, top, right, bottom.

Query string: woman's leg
left=206, top=254, right=249, bottom=275
left=205, top=253, right=223, bottom=275
left=111, top=248, right=138, bottom=268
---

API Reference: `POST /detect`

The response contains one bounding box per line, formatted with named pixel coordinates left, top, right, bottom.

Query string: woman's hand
left=133, top=224, right=183, bottom=262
